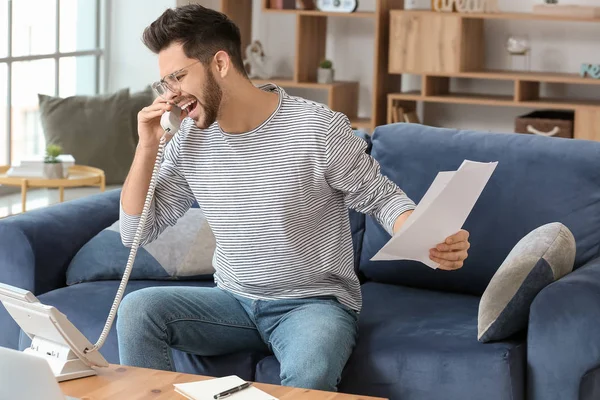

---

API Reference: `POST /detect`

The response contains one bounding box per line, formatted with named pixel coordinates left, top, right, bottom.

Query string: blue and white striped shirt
left=120, top=84, right=416, bottom=312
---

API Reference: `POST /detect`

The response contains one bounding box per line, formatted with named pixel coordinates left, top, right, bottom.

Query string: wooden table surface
left=60, top=364, right=385, bottom=400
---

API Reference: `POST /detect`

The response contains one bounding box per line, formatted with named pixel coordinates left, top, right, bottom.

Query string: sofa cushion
left=360, top=123, right=600, bottom=295
left=66, top=208, right=216, bottom=285
left=478, top=222, right=575, bottom=343
left=39, top=89, right=136, bottom=185
left=255, top=282, right=526, bottom=400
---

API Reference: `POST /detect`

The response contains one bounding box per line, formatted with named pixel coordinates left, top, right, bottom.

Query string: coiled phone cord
left=85, top=131, right=171, bottom=354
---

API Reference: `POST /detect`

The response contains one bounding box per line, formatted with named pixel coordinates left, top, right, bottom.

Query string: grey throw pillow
left=39, top=88, right=136, bottom=185
left=478, top=222, right=575, bottom=343
left=66, top=208, right=216, bottom=285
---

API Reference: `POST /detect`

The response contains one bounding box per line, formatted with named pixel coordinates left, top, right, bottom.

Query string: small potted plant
left=44, top=144, right=64, bottom=179
left=317, top=59, right=334, bottom=84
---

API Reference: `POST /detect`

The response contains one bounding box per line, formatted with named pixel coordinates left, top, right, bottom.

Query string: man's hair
left=142, top=4, right=246, bottom=75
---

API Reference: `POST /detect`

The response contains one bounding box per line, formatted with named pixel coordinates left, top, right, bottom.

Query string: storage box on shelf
left=387, top=10, right=600, bottom=141
left=515, top=110, right=575, bottom=139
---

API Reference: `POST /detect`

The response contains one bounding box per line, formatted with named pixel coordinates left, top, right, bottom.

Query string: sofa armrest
left=527, top=256, right=600, bottom=400
left=0, top=189, right=121, bottom=349
left=0, top=189, right=121, bottom=294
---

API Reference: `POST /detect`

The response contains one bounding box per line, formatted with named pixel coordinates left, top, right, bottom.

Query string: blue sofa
left=2, top=123, right=600, bottom=400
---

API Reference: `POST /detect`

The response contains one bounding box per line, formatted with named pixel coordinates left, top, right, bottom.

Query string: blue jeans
left=116, top=286, right=359, bottom=391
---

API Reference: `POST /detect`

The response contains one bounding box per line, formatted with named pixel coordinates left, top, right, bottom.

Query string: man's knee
left=116, top=288, right=167, bottom=337
left=280, top=337, right=354, bottom=392
left=282, top=357, right=341, bottom=391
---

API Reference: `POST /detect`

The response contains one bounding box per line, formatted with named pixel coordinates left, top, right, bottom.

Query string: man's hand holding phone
left=137, top=97, right=175, bottom=150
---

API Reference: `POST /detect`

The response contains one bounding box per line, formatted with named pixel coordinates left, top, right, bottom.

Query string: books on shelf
left=390, top=100, right=421, bottom=124
left=6, top=155, right=75, bottom=178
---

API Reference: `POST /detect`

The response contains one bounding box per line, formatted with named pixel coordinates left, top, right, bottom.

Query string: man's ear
left=213, top=50, right=231, bottom=78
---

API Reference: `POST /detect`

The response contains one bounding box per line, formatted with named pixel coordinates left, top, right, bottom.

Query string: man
left=116, top=4, right=470, bottom=392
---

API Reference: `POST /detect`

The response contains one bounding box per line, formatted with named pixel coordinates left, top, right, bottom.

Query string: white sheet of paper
left=371, top=160, right=498, bottom=269
left=174, top=376, right=277, bottom=400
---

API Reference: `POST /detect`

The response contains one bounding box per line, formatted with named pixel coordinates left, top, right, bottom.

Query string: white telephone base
left=24, top=337, right=97, bottom=382
left=0, top=282, right=108, bottom=382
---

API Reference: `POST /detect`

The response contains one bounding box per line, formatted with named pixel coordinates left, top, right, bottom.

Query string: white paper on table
left=371, top=160, right=498, bottom=269
left=174, top=375, right=277, bottom=400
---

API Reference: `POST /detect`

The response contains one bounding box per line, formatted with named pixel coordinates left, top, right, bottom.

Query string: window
left=0, top=0, right=107, bottom=165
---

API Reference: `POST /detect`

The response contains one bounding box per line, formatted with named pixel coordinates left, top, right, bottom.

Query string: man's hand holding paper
left=374, top=160, right=498, bottom=270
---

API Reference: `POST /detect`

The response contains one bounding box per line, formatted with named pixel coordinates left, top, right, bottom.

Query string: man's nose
left=164, top=89, right=179, bottom=102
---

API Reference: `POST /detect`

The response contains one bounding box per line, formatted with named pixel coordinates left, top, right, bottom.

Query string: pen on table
left=214, top=382, right=252, bottom=399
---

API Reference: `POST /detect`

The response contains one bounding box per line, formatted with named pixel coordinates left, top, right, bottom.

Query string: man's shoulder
left=279, top=92, right=351, bottom=131
left=281, top=92, right=334, bottom=120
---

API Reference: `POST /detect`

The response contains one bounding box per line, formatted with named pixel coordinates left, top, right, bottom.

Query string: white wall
left=108, top=0, right=600, bottom=133
left=108, top=0, right=175, bottom=92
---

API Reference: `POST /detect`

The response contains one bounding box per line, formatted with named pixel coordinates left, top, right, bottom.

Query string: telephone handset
left=160, top=105, right=182, bottom=135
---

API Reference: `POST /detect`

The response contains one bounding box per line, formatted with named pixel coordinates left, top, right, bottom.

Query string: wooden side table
left=0, top=165, right=105, bottom=213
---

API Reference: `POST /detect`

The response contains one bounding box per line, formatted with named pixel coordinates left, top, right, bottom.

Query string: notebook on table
left=174, top=375, right=278, bottom=400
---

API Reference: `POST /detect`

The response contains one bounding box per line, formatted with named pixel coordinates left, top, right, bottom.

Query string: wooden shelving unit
left=257, top=0, right=404, bottom=131
left=261, top=9, right=376, bottom=18
left=387, top=10, right=600, bottom=141
left=184, top=0, right=402, bottom=131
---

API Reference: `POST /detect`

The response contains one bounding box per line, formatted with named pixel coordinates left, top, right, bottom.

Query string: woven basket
left=515, top=110, right=574, bottom=139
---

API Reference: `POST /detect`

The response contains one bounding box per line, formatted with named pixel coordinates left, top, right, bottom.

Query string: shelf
left=394, top=9, right=600, bottom=23
left=253, top=78, right=359, bottom=121
left=262, top=9, right=376, bottom=18
left=350, top=118, right=373, bottom=130
left=391, top=91, right=515, bottom=104
left=388, top=91, right=422, bottom=101
left=521, top=98, right=600, bottom=109
left=389, top=92, right=600, bottom=110
left=427, top=93, right=514, bottom=106
left=401, top=70, right=600, bottom=86
left=252, top=78, right=358, bottom=90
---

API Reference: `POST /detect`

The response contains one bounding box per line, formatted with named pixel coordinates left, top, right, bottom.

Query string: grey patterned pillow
left=478, top=222, right=575, bottom=343
left=66, top=208, right=216, bottom=285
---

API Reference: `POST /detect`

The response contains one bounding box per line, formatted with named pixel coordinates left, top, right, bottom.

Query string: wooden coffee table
left=0, top=164, right=105, bottom=213
left=59, top=364, right=385, bottom=400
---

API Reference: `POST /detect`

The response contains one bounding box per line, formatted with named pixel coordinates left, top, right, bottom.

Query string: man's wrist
left=136, top=141, right=160, bottom=155
left=393, top=209, right=414, bottom=235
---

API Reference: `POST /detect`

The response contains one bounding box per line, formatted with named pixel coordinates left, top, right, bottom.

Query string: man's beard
left=196, top=68, right=222, bottom=130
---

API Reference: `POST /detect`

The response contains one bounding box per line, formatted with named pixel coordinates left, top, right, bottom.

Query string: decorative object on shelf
left=515, top=110, right=574, bottom=139
left=316, top=0, right=358, bottom=13
left=243, top=40, right=271, bottom=80
left=506, top=35, right=531, bottom=71
left=433, top=0, right=498, bottom=13
left=580, top=63, right=600, bottom=79
left=317, top=59, right=334, bottom=84
left=482, top=0, right=499, bottom=12
left=389, top=100, right=420, bottom=124
left=533, top=4, right=600, bottom=18
left=269, top=0, right=296, bottom=8
left=406, top=0, right=432, bottom=10
left=544, top=0, right=558, bottom=4
left=432, top=0, right=455, bottom=12
left=43, top=144, right=64, bottom=179
left=296, top=0, right=316, bottom=9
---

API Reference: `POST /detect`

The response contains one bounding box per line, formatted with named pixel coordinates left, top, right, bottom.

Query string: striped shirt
left=120, top=84, right=416, bottom=312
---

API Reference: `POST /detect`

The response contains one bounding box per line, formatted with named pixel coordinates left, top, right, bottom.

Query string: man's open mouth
left=179, top=98, right=198, bottom=117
